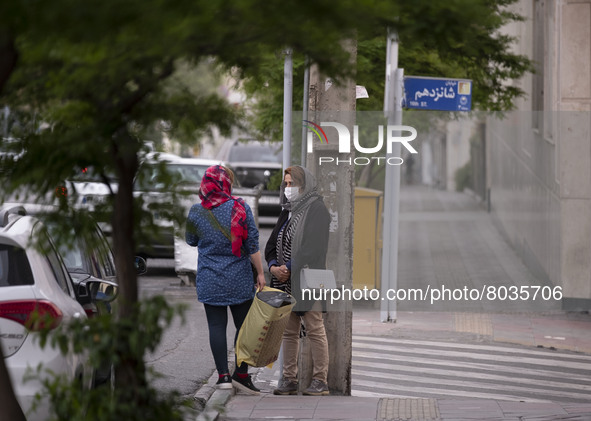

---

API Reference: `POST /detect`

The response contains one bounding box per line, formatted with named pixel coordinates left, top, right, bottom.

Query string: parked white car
left=151, top=156, right=262, bottom=285
left=0, top=204, right=93, bottom=420
left=134, top=154, right=222, bottom=260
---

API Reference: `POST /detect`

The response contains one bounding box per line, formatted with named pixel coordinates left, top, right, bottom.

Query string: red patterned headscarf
left=199, top=165, right=248, bottom=257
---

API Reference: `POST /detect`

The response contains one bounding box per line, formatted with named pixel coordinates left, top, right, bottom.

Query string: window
left=170, top=164, right=209, bottom=185
left=41, top=232, right=73, bottom=296
left=47, top=224, right=85, bottom=273
left=0, top=244, right=34, bottom=287
left=58, top=242, right=85, bottom=273
left=136, top=163, right=212, bottom=191
left=93, top=228, right=116, bottom=278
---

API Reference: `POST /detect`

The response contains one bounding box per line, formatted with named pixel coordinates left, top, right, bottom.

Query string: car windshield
left=169, top=164, right=209, bottom=184
left=0, top=244, right=35, bottom=287
left=228, top=145, right=281, bottom=163
left=135, top=163, right=209, bottom=191
left=44, top=224, right=87, bottom=273
left=58, top=243, right=85, bottom=273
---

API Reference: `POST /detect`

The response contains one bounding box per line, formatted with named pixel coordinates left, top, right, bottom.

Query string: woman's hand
left=270, top=265, right=290, bottom=283
left=256, top=273, right=266, bottom=291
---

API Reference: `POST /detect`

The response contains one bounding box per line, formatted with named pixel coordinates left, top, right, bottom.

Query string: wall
left=486, top=0, right=591, bottom=308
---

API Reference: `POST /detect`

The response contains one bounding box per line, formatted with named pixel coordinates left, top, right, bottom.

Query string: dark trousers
left=203, top=299, right=253, bottom=376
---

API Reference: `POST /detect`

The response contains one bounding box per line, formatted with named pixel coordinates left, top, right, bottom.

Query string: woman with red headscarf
left=186, top=165, right=265, bottom=394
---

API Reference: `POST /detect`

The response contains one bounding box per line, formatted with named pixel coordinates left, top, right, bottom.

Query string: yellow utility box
left=352, top=187, right=383, bottom=291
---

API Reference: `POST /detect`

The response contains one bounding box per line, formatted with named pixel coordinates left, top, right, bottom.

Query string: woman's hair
left=284, top=166, right=305, bottom=188
left=220, top=165, right=235, bottom=185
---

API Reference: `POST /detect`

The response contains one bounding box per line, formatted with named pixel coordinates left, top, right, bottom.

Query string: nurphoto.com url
left=302, top=285, right=563, bottom=306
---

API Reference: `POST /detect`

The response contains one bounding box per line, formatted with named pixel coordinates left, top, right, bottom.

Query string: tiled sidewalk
left=200, top=186, right=591, bottom=421
left=218, top=391, right=591, bottom=420
left=353, top=309, right=591, bottom=354
left=213, top=308, right=591, bottom=421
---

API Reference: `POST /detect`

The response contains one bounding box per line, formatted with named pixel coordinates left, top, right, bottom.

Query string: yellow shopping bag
left=236, top=287, right=296, bottom=368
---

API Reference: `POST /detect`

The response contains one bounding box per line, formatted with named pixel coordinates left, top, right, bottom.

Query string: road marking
left=352, top=336, right=591, bottom=402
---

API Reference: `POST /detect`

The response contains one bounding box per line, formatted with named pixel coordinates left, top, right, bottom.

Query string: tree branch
left=113, top=59, right=175, bottom=116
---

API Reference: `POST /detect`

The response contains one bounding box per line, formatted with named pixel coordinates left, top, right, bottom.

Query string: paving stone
left=378, top=398, right=440, bottom=421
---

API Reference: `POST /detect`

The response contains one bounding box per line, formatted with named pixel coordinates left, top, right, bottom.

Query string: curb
left=193, top=364, right=267, bottom=421
left=194, top=372, right=234, bottom=421
left=193, top=372, right=219, bottom=411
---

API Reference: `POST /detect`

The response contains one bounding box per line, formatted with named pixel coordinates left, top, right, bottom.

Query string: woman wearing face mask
left=265, top=165, right=331, bottom=396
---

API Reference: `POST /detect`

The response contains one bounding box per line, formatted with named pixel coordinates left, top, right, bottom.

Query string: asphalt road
left=139, top=225, right=274, bottom=401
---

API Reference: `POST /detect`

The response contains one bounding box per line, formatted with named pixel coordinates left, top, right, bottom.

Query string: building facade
left=486, top=0, right=591, bottom=309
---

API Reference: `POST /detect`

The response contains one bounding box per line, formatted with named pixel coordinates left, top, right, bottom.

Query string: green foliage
left=32, top=296, right=189, bottom=421
left=0, top=0, right=408, bottom=234
left=382, top=0, right=532, bottom=112
left=267, top=168, right=284, bottom=191
left=244, top=0, right=533, bottom=145
left=454, top=161, right=473, bottom=192
left=242, top=51, right=308, bottom=143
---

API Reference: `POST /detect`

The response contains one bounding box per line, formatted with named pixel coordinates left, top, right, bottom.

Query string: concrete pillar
left=300, top=40, right=356, bottom=395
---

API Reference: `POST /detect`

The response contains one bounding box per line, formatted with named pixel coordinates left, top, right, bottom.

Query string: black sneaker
left=216, top=374, right=232, bottom=390
left=273, top=378, right=298, bottom=395
left=231, top=373, right=260, bottom=395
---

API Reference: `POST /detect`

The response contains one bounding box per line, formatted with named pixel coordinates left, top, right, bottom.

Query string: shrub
left=454, top=161, right=473, bottom=192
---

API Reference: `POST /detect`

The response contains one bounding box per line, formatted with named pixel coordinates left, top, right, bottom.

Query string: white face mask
left=284, top=186, right=299, bottom=202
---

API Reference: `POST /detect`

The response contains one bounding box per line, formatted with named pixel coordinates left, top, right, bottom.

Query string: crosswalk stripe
left=352, top=379, right=551, bottom=403
left=352, top=350, right=591, bottom=383
left=353, top=360, right=591, bottom=392
left=353, top=335, right=591, bottom=362
left=351, top=337, right=591, bottom=402
left=352, top=390, right=405, bottom=398
left=351, top=369, right=591, bottom=401
left=352, top=341, right=591, bottom=371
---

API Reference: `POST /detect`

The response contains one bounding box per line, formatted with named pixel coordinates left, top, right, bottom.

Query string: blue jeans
left=203, top=299, right=253, bottom=375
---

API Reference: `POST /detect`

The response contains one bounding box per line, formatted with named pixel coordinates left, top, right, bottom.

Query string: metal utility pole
left=301, top=58, right=310, bottom=166
left=380, top=29, right=403, bottom=323
left=283, top=49, right=293, bottom=170
left=277, top=47, right=294, bottom=382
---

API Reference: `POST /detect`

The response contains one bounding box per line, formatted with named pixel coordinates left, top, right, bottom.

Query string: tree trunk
left=0, top=347, right=27, bottom=421
left=113, top=150, right=139, bottom=316
left=305, top=38, right=357, bottom=395
left=110, top=138, right=148, bottom=395
left=0, top=30, right=25, bottom=421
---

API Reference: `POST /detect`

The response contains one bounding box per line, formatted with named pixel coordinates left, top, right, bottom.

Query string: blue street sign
left=403, top=76, right=472, bottom=111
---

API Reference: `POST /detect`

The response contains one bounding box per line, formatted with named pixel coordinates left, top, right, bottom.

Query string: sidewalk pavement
left=195, top=186, right=591, bottom=421
left=197, top=307, right=591, bottom=421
